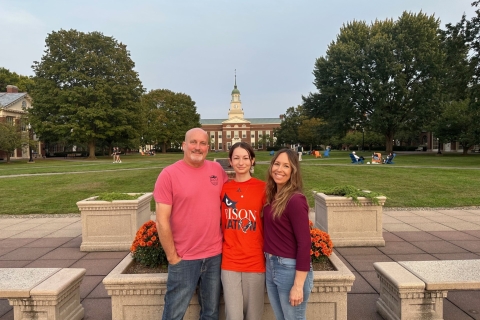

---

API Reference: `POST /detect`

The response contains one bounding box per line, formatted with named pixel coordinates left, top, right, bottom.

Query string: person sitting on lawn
left=352, top=151, right=364, bottom=161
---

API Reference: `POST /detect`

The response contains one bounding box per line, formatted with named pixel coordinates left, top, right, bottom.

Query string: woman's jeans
left=162, top=254, right=222, bottom=320
left=265, top=253, right=314, bottom=320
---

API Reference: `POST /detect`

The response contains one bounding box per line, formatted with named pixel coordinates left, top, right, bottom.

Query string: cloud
left=0, top=6, right=44, bottom=28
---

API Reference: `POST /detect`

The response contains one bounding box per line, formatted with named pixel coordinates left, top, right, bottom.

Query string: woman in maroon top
left=263, top=148, right=313, bottom=320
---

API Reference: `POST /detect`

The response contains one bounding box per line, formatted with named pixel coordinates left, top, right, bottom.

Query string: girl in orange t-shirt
left=221, top=142, right=266, bottom=320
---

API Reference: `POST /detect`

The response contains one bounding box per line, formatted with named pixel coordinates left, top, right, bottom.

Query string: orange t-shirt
left=221, top=178, right=266, bottom=272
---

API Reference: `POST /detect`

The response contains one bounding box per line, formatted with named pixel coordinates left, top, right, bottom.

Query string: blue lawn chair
left=269, top=150, right=274, bottom=156
left=323, top=149, right=330, bottom=157
left=385, top=153, right=396, bottom=164
left=349, top=153, right=364, bottom=164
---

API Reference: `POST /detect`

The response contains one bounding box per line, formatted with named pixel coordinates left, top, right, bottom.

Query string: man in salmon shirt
left=154, top=128, right=228, bottom=320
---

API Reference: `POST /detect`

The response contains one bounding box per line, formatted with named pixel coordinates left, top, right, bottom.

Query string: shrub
left=309, top=221, right=333, bottom=262
left=318, top=185, right=385, bottom=205
left=130, top=220, right=167, bottom=268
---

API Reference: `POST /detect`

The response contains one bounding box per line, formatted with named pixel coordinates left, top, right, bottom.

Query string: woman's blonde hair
left=265, top=148, right=304, bottom=218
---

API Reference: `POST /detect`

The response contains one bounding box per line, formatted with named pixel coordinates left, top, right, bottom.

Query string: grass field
left=1, top=150, right=479, bottom=215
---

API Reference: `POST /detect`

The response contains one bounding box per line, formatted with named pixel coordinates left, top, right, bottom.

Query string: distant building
left=0, top=85, right=41, bottom=159
left=200, top=76, right=282, bottom=150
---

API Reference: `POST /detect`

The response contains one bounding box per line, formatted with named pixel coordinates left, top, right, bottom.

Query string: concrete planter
left=103, top=252, right=354, bottom=320
left=76, top=193, right=153, bottom=252
left=314, top=191, right=386, bottom=247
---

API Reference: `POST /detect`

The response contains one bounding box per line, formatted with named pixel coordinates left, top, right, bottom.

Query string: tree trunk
left=385, top=132, right=394, bottom=154
left=6, top=153, right=10, bottom=163
left=162, top=142, right=167, bottom=153
left=88, top=140, right=96, bottom=159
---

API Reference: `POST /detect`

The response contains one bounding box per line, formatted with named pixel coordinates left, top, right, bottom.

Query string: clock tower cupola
left=228, top=70, right=244, bottom=119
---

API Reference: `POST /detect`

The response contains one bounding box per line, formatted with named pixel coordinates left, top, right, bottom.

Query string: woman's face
left=230, top=147, right=253, bottom=175
left=271, top=152, right=292, bottom=190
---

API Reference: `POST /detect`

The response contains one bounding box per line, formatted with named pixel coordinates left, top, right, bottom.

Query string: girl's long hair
left=265, top=148, right=303, bottom=219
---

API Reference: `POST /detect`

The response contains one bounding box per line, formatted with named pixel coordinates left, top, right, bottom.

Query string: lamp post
left=437, top=138, right=442, bottom=155
left=27, top=124, right=34, bottom=163
left=362, top=127, right=365, bottom=151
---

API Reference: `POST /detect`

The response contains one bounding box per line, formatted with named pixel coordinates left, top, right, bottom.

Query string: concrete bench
left=374, top=260, right=480, bottom=320
left=66, top=153, right=82, bottom=158
left=0, top=268, right=86, bottom=320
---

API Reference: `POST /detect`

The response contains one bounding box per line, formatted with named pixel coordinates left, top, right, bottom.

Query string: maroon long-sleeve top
left=263, top=193, right=311, bottom=271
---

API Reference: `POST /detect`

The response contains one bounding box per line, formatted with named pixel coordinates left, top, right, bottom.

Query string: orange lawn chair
left=372, top=152, right=382, bottom=164
left=313, top=151, right=322, bottom=158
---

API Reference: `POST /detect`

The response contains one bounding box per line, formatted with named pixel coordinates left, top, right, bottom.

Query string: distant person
left=221, top=142, right=266, bottom=320
left=296, top=144, right=303, bottom=161
left=154, top=128, right=228, bottom=320
left=352, top=151, right=364, bottom=161
left=112, top=147, right=121, bottom=163
left=384, top=152, right=394, bottom=164
left=264, top=149, right=313, bottom=319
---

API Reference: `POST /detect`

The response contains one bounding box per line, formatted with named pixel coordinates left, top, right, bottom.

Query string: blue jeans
left=265, top=253, right=313, bottom=320
left=162, top=254, right=222, bottom=320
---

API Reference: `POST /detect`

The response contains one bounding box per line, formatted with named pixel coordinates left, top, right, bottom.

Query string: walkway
left=1, top=208, right=480, bottom=319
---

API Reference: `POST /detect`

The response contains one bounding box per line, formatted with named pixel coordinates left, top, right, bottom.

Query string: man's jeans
left=162, top=254, right=222, bottom=320
left=265, top=253, right=313, bottom=320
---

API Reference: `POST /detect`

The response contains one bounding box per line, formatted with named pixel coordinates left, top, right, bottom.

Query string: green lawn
left=1, top=150, right=479, bottom=215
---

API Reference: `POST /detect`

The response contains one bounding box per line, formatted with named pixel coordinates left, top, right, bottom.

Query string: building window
left=227, top=142, right=231, bottom=149
left=211, top=134, right=214, bottom=138
left=219, top=143, right=223, bottom=150
left=258, top=144, right=263, bottom=149
left=259, top=134, right=262, bottom=138
left=22, top=101, right=27, bottom=109
left=6, top=116, right=14, bottom=125
left=251, top=134, right=254, bottom=138
left=211, top=144, right=215, bottom=150
left=219, top=134, right=222, bottom=138
left=251, top=142, right=255, bottom=148
left=227, top=134, right=231, bottom=139
left=242, top=134, right=246, bottom=138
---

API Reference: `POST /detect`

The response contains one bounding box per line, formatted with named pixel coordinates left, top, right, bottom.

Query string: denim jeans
left=162, top=253, right=222, bottom=320
left=265, top=253, right=313, bottom=320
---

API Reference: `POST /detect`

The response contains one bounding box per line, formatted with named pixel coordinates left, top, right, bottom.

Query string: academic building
left=200, top=79, right=282, bottom=151
left=0, top=85, right=41, bottom=160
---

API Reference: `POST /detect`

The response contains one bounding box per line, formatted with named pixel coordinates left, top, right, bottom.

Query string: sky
left=0, top=0, right=477, bottom=119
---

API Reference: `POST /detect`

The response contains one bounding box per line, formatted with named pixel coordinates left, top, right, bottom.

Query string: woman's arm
left=289, top=270, right=308, bottom=306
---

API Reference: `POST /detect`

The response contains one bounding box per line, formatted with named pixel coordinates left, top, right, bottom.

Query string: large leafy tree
left=141, top=89, right=200, bottom=153
left=273, top=106, right=306, bottom=146
left=298, top=117, right=325, bottom=150
left=304, top=12, right=444, bottom=153
left=29, top=29, right=144, bottom=159
left=430, top=3, right=480, bottom=152
left=0, top=68, right=34, bottom=92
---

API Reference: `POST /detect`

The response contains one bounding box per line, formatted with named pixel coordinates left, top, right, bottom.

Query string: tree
left=273, top=106, right=306, bottom=146
left=0, top=122, right=28, bottom=163
left=0, top=68, right=34, bottom=92
left=141, top=89, right=200, bottom=153
left=429, top=4, right=480, bottom=153
left=29, top=29, right=144, bottom=159
left=298, top=117, right=325, bottom=150
left=304, top=12, right=444, bottom=153
left=434, top=100, right=479, bottom=154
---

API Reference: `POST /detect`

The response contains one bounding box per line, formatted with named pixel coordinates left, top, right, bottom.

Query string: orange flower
left=309, top=221, right=333, bottom=262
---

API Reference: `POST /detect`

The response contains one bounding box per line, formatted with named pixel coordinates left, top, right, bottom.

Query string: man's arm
left=156, top=202, right=181, bottom=265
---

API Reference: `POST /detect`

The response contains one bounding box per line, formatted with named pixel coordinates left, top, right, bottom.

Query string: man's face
left=183, top=129, right=209, bottom=167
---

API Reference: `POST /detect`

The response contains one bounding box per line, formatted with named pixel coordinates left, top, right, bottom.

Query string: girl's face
left=271, top=152, right=292, bottom=190
left=230, top=147, right=253, bottom=175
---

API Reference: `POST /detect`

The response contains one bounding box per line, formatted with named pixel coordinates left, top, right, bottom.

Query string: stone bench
left=374, top=260, right=480, bottom=320
left=0, top=268, right=86, bottom=320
